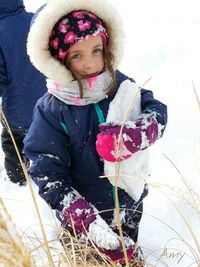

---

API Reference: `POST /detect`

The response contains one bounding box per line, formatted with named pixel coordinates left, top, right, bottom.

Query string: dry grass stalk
left=59, top=227, right=116, bottom=267
left=0, top=107, right=54, bottom=267
left=105, top=77, right=152, bottom=267
left=0, top=198, right=35, bottom=267
left=152, top=182, right=200, bottom=219
left=162, top=153, right=200, bottom=221
left=192, top=81, right=200, bottom=111
left=146, top=153, right=200, bottom=265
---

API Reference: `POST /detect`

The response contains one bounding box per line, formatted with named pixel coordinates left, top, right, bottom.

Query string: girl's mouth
left=82, top=72, right=101, bottom=79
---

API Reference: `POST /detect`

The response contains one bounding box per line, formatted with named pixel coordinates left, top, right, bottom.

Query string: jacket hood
left=0, top=0, right=24, bottom=19
left=27, top=0, right=124, bottom=86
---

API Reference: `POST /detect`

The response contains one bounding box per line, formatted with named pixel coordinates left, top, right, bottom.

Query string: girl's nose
left=83, top=57, right=95, bottom=69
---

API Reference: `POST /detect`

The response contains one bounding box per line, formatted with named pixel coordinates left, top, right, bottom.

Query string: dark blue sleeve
left=0, top=47, right=8, bottom=96
left=141, top=88, right=168, bottom=134
left=24, top=96, right=73, bottom=211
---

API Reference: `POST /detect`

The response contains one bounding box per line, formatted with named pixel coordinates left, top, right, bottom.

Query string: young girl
left=24, top=0, right=167, bottom=265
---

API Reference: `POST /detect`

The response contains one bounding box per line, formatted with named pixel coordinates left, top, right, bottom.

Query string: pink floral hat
left=49, top=10, right=108, bottom=64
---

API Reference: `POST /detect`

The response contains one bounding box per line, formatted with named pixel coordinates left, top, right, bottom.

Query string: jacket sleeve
left=0, top=47, right=8, bottom=96
left=24, top=97, right=74, bottom=211
left=141, top=89, right=168, bottom=135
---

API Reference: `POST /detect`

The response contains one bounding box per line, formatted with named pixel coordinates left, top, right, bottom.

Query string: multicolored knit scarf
left=47, top=71, right=112, bottom=106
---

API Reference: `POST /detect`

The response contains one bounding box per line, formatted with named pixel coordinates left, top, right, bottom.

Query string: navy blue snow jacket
left=24, top=70, right=167, bottom=223
left=0, top=0, right=46, bottom=130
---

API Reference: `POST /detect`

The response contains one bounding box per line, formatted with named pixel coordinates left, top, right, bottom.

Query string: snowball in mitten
left=96, top=112, right=159, bottom=162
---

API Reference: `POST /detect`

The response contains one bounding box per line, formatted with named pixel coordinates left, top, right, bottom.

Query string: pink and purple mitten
left=96, top=112, right=159, bottom=162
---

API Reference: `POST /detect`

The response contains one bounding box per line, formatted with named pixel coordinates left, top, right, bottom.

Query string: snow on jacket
left=0, top=0, right=46, bottom=130
left=24, top=70, right=167, bottom=223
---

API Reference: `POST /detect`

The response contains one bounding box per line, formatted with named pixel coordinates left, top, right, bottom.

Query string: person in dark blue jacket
left=0, top=0, right=46, bottom=185
left=24, top=0, right=167, bottom=265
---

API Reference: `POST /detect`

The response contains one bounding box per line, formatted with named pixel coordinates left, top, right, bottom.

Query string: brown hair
left=65, top=46, right=116, bottom=98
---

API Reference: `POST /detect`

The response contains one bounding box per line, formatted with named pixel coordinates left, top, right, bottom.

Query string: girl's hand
left=96, top=112, right=159, bottom=162
left=62, top=196, right=135, bottom=263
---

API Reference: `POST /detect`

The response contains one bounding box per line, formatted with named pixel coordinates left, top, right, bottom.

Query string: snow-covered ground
left=0, top=0, right=199, bottom=266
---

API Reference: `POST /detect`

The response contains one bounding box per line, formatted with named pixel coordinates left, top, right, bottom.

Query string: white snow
left=0, top=0, right=199, bottom=266
left=104, top=80, right=150, bottom=201
left=88, top=215, right=121, bottom=250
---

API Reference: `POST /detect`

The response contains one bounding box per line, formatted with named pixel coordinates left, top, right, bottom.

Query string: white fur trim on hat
left=27, top=0, right=124, bottom=86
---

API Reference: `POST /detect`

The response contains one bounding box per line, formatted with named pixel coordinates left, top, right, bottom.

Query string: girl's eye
left=93, top=48, right=102, bottom=54
left=71, top=53, right=81, bottom=60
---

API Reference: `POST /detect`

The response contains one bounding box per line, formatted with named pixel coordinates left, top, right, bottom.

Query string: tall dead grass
left=0, top=198, right=35, bottom=267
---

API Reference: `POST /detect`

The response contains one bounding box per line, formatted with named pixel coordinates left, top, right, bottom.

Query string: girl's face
left=66, top=35, right=104, bottom=80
